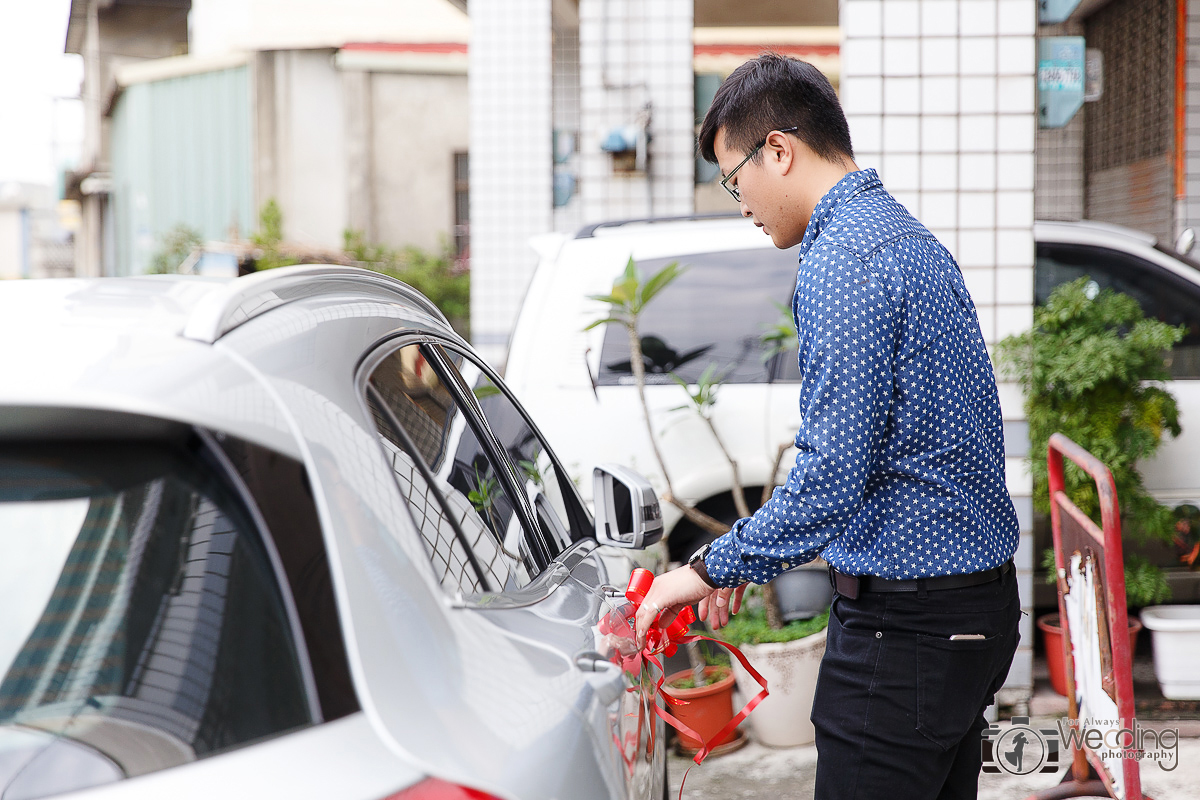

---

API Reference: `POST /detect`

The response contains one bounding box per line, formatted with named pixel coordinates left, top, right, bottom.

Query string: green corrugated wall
left=111, top=65, right=253, bottom=275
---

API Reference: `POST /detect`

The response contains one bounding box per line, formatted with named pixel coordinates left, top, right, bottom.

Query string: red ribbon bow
left=601, top=568, right=770, bottom=769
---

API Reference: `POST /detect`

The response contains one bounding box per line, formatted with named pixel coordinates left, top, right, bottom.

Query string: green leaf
left=582, top=317, right=628, bottom=332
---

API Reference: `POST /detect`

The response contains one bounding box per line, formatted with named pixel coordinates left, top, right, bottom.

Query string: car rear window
left=597, top=247, right=800, bottom=386
left=0, top=441, right=316, bottom=798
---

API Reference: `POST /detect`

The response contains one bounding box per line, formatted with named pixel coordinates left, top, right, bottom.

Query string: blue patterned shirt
left=703, top=169, right=1019, bottom=587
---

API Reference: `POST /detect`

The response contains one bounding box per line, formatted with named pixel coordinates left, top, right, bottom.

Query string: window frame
left=1035, top=240, right=1200, bottom=380
left=0, top=429, right=327, bottom=773
left=431, top=341, right=595, bottom=551
left=355, top=333, right=591, bottom=604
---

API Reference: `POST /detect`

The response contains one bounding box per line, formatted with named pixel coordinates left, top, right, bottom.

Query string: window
left=447, top=348, right=592, bottom=556
left=213, top=435, right=358, bottom=721
left=0, top=440, right=315, bottom=796
left=597, top=248, right=801, bottom=386
left=1036, top=242, right=1200, bottom=379
left=454, top=152, right=469, bottom=261
left=366, top=342, right=546, bottom=595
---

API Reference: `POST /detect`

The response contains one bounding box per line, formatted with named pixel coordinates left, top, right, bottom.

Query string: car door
left=362, top=337, right=662, bottom=798
left=1035, top=240, right=1200, bottom=503
left=437, top=342, right=664, bottom=800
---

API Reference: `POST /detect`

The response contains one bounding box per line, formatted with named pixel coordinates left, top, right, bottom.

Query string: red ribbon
left=598, top=568, right=770, bottom=771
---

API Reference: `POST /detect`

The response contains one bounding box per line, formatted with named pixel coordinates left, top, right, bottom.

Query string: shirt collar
left=798, top=168, right=882, bottom=259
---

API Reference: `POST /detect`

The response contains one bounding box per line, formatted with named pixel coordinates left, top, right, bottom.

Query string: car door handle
left=575, top=652, right=627, bottom=706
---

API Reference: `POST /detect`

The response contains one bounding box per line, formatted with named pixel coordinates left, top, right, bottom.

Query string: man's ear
left=763, top=130, right=795, bottom=174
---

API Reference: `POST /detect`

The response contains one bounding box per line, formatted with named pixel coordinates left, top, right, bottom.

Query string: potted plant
left=712, top=593, right=829, bottom=747
left=661, top=650, right=746, bottom=755
left=587, top=258, right=831, bottom=751
left=995, top=278, right=1181, bottom=693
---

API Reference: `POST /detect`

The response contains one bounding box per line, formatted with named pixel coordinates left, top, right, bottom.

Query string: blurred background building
left=0, top=182, right=76, bottom=279
left=64, top=0, right=469, bottom=277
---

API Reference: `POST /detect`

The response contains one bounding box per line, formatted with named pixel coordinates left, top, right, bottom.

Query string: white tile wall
left=470, top=0, right=554, bottom=366
left=578, top=0, right=693, bottom=223
left=842, top=0, right=1037, bottom=706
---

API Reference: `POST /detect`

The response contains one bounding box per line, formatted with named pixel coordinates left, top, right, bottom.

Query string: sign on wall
left=1038, top=37, right=1086, bottom=129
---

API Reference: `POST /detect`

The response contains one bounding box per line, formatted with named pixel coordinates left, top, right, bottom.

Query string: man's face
left=713, top=127, right=808, bottom=250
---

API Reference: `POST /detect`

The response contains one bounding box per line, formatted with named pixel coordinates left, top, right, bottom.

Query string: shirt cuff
left=697, top=524, right=747, bottom=588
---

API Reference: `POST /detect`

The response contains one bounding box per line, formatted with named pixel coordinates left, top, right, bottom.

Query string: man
left=633, top=53, right=1021, bottom=800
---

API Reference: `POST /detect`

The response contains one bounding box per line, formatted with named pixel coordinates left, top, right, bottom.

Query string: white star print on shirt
left=703, top=169, right=1019, bottom=586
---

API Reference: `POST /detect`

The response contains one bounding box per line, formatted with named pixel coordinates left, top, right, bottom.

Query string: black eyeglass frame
left=719, top=126, right=800, bottom=202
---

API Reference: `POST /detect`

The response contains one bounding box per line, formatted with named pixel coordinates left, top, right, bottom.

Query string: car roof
left=0, top=266, right=451, bottom=451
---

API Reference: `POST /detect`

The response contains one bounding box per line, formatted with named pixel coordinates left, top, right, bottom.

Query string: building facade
left=66, top=0, right=470, bottom=276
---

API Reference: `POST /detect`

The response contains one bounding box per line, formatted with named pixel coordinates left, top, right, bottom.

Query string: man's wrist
left=688, top=543, right=719, bottom=588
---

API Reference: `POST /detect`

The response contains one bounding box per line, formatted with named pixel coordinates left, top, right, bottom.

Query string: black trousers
left=811, top=565, right=1021, bottom=800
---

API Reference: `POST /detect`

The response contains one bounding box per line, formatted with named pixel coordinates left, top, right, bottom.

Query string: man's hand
left=633, top=565, right=748, bottom=650
left=699, top=583, right=748, bottom=629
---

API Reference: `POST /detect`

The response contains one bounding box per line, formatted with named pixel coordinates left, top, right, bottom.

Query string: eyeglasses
left=719, top=126, right=799, bottom=202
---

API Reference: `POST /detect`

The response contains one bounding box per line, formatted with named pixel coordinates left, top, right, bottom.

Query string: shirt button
left=781, top=562, right=790, bottom=570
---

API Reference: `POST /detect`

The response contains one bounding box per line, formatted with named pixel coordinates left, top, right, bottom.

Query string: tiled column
left=841, top=0, right=1038, bottom=708
left=469, top=0, right=554, bottom=367
left=1180, top=1, right=1200, bottom=239
left=577, top=0, right=693, bottom=223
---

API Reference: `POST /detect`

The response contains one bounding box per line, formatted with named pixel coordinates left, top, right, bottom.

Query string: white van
left=505, top=215, right=1200, bottom=562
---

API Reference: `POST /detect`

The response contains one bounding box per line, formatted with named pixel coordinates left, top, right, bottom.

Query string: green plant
left=149, top=224, right=202, bottom=274
left=345, top=229, right=470, bottom=337
left=667, top=664, right=730, bottom=690
left=583, top=258, right=727, bottom=537
left=714, top=586, right=829, bottom=646
left=760, top=302, right=798, bottom=363
left=996, top=278, right=1182, bottom=608
left=252, top=199, right=299, bottom=272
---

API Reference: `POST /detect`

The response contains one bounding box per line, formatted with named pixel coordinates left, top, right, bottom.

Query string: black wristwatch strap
left=688, top=543, right=718, bottom=588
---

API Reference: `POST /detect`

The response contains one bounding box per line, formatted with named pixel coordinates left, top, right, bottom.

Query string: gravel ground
left=668, top=730, right=1199, bottom=799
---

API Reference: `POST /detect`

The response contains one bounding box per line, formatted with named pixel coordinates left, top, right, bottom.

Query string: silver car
left=0, top=267, right=666, bottom=800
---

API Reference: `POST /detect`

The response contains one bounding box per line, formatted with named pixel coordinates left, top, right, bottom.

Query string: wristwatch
left=688, top=542, right=718, bottom=588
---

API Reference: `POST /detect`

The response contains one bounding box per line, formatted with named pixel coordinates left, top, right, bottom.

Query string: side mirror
left=593, top=463, right=663, bottom=549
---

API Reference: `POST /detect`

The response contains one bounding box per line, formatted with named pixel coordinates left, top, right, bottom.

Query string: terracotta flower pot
left=662, top=666, right=738, bottom=751
left=1038, top=612, right=1142, bottom=697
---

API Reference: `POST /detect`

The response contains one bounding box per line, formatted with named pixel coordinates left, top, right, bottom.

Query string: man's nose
left=739, top=201, right=753, bottom=218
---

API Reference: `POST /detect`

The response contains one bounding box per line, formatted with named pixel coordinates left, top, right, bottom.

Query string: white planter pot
left=1141, top=605, right=1200, bottom=700
left=730, top=627, right=827, bottom=747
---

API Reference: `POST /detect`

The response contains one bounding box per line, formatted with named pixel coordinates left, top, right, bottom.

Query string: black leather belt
left=829, top=560, right=1013, bottom=600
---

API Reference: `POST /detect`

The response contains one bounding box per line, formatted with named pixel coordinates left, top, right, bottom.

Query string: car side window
left=0, top=440, right=316, bottom=796
left=1036, top=242, right=1200, bottom=379
left=366, top=342, right=543, bottom=594
left=442, top=346, right=593, bottom=556
left=596, top=248, right=802, bottom=386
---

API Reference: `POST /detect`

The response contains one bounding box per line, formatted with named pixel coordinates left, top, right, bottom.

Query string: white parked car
left=505, top=216, right=1200, bottom=563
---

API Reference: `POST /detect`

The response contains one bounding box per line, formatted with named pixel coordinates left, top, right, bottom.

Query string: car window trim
left=460, top=538, right=599, bottom=611
left=431, top=341, right=595, bottom=541
left=355, top=332, right=559, bottom=599
left=421, top=343, right=556, bottom=570
left=363, top=381, right=494, bottom=594
left=195, top=427, right=324, bottom=723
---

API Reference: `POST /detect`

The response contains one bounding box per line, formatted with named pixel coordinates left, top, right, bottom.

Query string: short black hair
left=698, top=53, right=853, bottom=167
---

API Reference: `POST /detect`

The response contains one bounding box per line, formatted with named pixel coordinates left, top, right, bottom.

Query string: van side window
left=1036, top=242, right=1200, bottom=379
left=596, top=248, right=802, bottom=386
